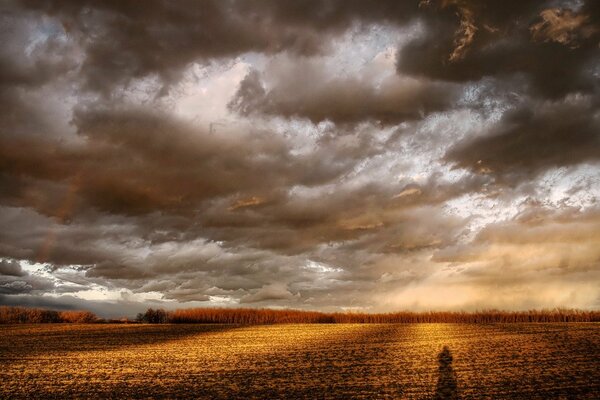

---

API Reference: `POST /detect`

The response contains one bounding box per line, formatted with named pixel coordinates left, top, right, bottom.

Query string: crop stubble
left=1, top=323, right=599, bottom=399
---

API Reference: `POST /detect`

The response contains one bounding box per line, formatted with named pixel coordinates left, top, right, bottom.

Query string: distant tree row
left=0, top=306, right=98, bottom=324
left=136, top=308, right=168, bottom=323
left=152, top=307, right=600, bottom=324
left=2, top=305, right=599, bottom=324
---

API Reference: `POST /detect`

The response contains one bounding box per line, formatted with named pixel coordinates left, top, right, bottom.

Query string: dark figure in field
left=434, top=346, right=459, bottom=400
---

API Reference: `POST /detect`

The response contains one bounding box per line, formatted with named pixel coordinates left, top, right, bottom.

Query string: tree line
left=140, top=307, right=600, bottom=324
left=2, top=305, right=599, bottom=324
left=0, top=306, right=98, bottom=324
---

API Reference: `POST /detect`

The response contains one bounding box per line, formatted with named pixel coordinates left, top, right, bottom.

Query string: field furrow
left=1, top=323, right=598, bottom=399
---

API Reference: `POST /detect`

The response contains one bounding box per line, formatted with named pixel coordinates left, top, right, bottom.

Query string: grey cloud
left=18, top=0, right=422, bottom=95
left=162, top=289, right=211, bottom=303
left=229, top=67, right=460, bottom=124
left=341, top=206, right=467, bottom=255
left=85, top=261, right=150, bottom=280
left=445, top=95, right=600, bottom=184
left=240, top=283, right=299, bottom=304
left=0, top=280, right=33, bottom=294
left=198, top=171, right=484, bottom=258
left=0, top=106, right=348, bottom=219
left=0, top=265, right=55, bottom=295
left=0, top=293, right=168, bottom=318
left=397, top=0, right=600, bottom=99
left=0, top=259, right=26, bottom=277
left=8, top=0, right=599, bottom=102
left=398, top=1, right=600, bottom=98
left=0, top=206, right=142, bottom=267
left=0, top=8, right=77, bottom=88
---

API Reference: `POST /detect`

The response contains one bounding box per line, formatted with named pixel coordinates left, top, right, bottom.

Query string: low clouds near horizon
left=1, top=0, right=599, bottom=317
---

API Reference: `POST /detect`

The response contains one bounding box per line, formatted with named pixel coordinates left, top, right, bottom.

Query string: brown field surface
left=1, top=323, right=599, bottom=399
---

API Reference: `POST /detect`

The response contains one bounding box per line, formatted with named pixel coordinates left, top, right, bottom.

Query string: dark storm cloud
left=0, top=293, right=162, bottom=318
left=228, top=68, right=460, bottom=124
left=0, top=275, right=54, bottom=295
left=0, top=106, right=349, bottom=218
left=7, top=0, right=599, bottom=100
left=398, top=0, right=600, bottom=99
left=0, top=258, right=55, bottom=295
left=17, top=0, right=422, bottom=95
left=194, top=171, right=484, bottom=259
left=0, top=5, right=77, bottom=88
left=0, top=5, right=79, bottom=146
left=339, top=206, right=466, bottom=255
left=240, top=283, right=299, bottom=304
left=85, top=261, right=150, bottom=280
left=445, top=95, right=600, bottom=184
left=0, top=259, right=26, bottom=277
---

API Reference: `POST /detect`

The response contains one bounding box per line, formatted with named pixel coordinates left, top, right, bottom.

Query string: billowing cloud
left=0, top=259, right=55, bottom=295
left=445, top=95, right=600, bottom=184
left=398, top=0, right=600, bottom=99
left=0, top=259, right=26, bottom=277
left=1, top=106, right=348, bottom=218
left=240, top=283, right=299, bottom=304
left=229, top=66, right=460, bottom=124
left=18, top=0, right=423, bottom=94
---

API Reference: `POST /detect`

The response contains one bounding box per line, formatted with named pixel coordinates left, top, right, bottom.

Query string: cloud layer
left=1, top=0, right=599, bottom=316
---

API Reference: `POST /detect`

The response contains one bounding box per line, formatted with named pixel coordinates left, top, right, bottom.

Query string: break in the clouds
left=1, top=0, right=599, bottom=317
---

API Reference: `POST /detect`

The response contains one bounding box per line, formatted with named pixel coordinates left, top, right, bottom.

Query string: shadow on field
left=434, top=346, right=459, bottom=400
left=0, top=324, right=242, bottom=362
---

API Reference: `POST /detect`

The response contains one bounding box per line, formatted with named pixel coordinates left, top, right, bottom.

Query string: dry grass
left=3, top=306, right=599, bottom=324
left=165, top=307, right=600, bottom=323
left=1, top=323, right=599, bottom=399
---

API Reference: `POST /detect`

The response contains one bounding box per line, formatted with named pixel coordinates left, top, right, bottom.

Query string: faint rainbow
left=36, top=174, right=82, bottom=264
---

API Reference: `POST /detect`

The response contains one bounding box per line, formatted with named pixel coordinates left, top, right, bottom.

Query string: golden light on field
left=2, top=323, right=599, bottom=398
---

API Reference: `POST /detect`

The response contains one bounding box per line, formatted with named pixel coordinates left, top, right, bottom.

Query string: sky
left=0, top=0, right=599, bottom=318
